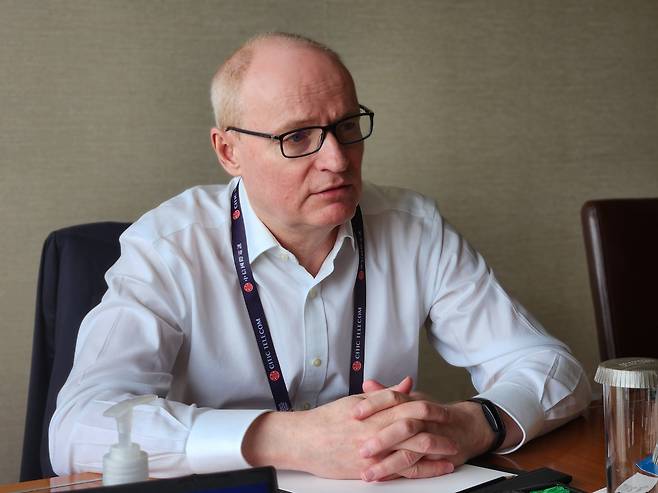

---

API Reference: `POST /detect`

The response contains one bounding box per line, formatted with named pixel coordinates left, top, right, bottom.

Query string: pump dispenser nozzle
left=102, top=394, right=157, bottom=486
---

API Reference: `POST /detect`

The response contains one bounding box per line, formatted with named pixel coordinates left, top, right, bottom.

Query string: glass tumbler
left=596, top=358, right=658, bottom=493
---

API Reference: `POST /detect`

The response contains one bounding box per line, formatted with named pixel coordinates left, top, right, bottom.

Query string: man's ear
left=210, top=127, right=241, bottom=177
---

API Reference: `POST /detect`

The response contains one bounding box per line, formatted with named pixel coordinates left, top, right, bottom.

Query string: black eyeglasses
left=225, top=104, right=374, bottom=159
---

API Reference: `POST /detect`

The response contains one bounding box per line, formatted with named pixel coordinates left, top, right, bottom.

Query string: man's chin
left=308, top=185, right=361, bottom=224
left=314, top=202, right=360, bottom=228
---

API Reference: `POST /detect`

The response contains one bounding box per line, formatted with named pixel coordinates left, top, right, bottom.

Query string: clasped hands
left=243, top=376, right=497, bottom=482
left=351, top=376, right=460, bottom=481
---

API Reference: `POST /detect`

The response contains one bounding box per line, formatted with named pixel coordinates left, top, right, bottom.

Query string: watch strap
left=467, top=397, right=506, bottom=453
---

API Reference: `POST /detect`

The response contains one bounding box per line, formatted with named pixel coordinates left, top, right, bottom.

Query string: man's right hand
left=242, top=394, right=381, bottom=478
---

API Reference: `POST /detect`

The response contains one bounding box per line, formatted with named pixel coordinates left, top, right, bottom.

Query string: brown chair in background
left=581, top=198, right=658, bottom=361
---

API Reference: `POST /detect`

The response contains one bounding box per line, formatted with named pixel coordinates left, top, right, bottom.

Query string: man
left=50, top=33, right=590, bottom=482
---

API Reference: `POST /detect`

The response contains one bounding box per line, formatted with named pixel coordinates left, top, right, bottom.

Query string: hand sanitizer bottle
left=102, top=394, right=157, bottom=486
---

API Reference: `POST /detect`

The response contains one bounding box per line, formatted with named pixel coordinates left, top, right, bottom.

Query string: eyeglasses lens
left=336, top=114, right=369, bottom=144
left=282, top=128, right=324, bottom=158
left=280, top=113, right=372, bottom=158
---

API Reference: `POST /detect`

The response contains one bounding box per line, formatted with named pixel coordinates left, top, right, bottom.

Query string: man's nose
left=316, top=131, right=350, bottom=171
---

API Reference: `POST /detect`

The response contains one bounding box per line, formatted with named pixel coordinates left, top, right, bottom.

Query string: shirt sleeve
left=48, top=228, right=268, bottom=477
left=425, top=209, right=592, bottom=452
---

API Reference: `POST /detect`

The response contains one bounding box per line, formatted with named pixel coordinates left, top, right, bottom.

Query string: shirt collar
left=339, top=215, right=356, bottom=252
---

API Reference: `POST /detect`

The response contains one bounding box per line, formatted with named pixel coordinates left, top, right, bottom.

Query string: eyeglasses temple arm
left=225, top=127, right=280, bottom=141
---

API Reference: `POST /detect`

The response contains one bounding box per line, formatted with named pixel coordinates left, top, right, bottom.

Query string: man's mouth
left=316, top=184, right=351, bottom=194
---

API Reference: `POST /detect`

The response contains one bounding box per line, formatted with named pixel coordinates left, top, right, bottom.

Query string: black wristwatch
left=467, top=397, right=506, bottom=453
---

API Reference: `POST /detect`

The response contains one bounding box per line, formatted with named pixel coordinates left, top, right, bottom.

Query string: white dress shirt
left=49, top=177, right=591, bottom=476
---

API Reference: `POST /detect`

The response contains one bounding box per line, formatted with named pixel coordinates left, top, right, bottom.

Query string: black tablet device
left=80, top=467, right=279, bottom=493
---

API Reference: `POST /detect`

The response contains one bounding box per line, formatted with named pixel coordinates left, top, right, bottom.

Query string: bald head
left=210, top=33, right=351, bottom=129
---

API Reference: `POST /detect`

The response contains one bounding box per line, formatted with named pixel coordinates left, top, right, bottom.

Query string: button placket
left=297, top=282, right=328, bottom=410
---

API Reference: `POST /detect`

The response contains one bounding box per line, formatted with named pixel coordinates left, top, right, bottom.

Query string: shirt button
left=312, top=358, right=322, bottom=367
left=308, top=288, right=317, bottom=299
left=302, top=402, right=311, bottom=410
left=278, top=252, right=289, bottom=261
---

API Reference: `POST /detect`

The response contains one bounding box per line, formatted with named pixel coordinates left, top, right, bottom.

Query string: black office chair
left=20, top=222, right=130, bottom=480
left=581, top=198, right=658, bottom=361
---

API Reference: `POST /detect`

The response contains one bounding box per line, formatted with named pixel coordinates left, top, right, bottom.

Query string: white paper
left=277, top=464, right=514, bottom=493
left=615, top=473, right=658, bottom=493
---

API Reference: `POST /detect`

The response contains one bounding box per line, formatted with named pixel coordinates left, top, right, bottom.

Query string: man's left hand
left=354, top=378, right=507, bottom=482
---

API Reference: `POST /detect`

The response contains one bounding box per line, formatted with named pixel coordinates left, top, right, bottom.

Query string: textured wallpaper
left=1, top=0, right=657, bottom=483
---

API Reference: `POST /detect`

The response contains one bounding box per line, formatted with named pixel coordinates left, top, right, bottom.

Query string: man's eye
left=340, top=121, right=356, bottom=132
left=284, top=130, right=311, bottom=144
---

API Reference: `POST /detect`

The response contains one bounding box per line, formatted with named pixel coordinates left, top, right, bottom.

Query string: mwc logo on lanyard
left=230, top=184, right=367, bottom=411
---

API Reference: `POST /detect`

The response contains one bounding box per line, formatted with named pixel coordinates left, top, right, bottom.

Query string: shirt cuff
left=186, top=409, right=269, bottom=473
left=475, top=382, right=544, bottom=454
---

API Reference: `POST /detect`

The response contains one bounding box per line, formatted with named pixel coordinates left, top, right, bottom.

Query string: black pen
left=455, top=476, right=508, bottom=493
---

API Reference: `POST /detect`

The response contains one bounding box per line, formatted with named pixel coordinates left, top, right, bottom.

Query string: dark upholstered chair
left=581, top=198, right=658, bottom=361
left=21, top=222, right=130, bottom=480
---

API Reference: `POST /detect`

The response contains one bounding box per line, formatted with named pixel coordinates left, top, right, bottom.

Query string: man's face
left=220, top=43, right=364, bottom=240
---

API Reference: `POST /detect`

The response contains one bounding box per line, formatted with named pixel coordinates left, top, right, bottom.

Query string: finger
left=394, top=376, right=414, bottom=394
left=398, top=458, right=455, bottom=479
left=360, top=418, right=425, bottom=457
left=353, top=381, right=415, bottom=420
left=396, top=432, right=458, bottom=456
left=361, top=427, right=458, bottom=458
left=361, top=449, right=424, bottom=482
left=386, top=399, right=451, bottom=424
left=378, top=473, right=402, bottom=482
left=353, top=389, right=411, bottom=419
left=362, top=379, right=386, bottom=393
left=357, top=398, right=450, bottom=430
left=409, top=390, right=433, bottom=400
left=363, top=376, right=413, bottom=395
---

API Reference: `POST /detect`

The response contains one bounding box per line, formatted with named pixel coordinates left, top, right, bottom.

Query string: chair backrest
left=581, top=198, right=658, bottom=361
left=20, top=222, right=130, bottom=481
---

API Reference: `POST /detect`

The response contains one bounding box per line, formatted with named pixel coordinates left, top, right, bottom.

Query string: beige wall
left=1, top=0, right=657, bottom=483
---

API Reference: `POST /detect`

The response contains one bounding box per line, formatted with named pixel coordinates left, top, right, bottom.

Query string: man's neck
left=273, top=225, right=339, bottom=277
left=239, top=184, right=341, bottom=277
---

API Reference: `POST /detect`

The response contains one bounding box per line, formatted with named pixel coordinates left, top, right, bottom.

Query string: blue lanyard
left=230, top=185, right=367, bottom=411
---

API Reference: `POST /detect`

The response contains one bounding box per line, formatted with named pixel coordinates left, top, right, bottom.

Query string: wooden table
left=486, top=401, right=606, bottom=492
left=0, top=403, right=606, bottom=493
left=0, top=473, right=103, bottom=493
